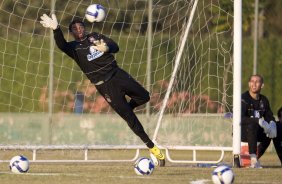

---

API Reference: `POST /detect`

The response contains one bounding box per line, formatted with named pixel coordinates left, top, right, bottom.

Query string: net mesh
left=0, top=0, right=233, bottom=147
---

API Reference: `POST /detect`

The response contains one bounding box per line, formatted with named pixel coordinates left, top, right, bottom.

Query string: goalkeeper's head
left=69, top=19, right=85, bottom=32
left=69, top=19, right=86, bottom=41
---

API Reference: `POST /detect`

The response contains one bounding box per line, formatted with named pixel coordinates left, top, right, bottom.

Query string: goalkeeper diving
left=39, top=14, right=165, bottom=166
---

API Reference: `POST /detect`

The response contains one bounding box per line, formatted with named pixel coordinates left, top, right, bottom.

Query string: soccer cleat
left=149, top=145, right=165, bottom=167
left=250, top=154, right=263, bottom=169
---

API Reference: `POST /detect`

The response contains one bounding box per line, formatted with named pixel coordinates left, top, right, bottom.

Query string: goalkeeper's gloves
left=40, top=14, right=58, bottom=30
left=267, top=121, right=277, bottom=139
left=258, top=118, right=271, bottom=135
left=93, top=39, right=109, bottom=52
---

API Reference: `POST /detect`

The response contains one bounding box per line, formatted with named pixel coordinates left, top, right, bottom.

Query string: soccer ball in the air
left=212, top=165, right=234, bottom=184
left=9, top=155, right=29, bottom=174
left=134, top=157, right=155, bottom=175
left=85, top=4, right=106, bottom=23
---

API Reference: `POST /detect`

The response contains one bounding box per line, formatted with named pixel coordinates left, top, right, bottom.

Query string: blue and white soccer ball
left=85, top=4, right=106, bottom=23
left=134, top=157, right=155, bottom=176
left=9, top=155, right=29, bottom=174
left=212, top=165, right=234, bottom=184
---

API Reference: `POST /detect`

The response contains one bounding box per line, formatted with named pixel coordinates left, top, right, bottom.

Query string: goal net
left=0, top=0, right=233, bottom=150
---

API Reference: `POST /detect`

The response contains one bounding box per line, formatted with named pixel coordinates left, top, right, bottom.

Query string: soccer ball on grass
left=85, top=4, right=106, bottom=23
left=212, top=165, right=234, bottom=184
left=134, top=157, right=155, bottom=175
left=9, top=155, right=29, bottom=174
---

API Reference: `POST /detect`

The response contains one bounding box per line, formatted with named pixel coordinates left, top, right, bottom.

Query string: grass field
left=0, top=150, right=281, bottom=184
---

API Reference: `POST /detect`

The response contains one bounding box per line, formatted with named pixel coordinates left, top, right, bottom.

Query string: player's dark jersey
left=241, top=91, right=275, bottom=122
left=53, top=27, right=119, bottom=84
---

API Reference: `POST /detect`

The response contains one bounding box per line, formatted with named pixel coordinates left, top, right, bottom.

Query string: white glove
left=268, top=121, right=277, bottom=139
left=40, top=14, right=58, bottom=30
left=93, top=39, right=109, bottom=52
left=258, top=119, right=271, bottom=135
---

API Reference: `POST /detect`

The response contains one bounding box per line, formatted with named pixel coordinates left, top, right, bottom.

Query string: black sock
left=146, top=141, right=154, bottom=149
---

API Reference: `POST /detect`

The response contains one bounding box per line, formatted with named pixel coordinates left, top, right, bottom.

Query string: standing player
left=39, top=14, right=165, bottom=166
left=241, top=74, right=277, bottom=168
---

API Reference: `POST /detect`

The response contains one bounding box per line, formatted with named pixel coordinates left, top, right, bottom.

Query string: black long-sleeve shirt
left=241, top=91, right=275, bottom=123
left=53, top=27, right=119, bottom=84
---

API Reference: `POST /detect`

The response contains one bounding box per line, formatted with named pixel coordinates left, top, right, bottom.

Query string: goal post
left=0, top=0, right=238, bottom=164
left=233, top=0, right=242, bottom=167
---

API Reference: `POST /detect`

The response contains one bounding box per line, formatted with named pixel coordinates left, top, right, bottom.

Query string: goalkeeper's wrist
left=53, top=25, right=59, bottom=30
left=51, top=24, right=59, bottom=30
left=53, top=26, right=61, bottom=33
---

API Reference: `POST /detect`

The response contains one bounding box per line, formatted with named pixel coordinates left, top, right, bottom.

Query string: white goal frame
left=0, top=0, right=241, bottom=165
left=0, top=144, right=232, bottom=164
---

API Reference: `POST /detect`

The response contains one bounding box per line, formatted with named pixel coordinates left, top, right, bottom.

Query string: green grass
left=0, top=150, right=281, bottom=184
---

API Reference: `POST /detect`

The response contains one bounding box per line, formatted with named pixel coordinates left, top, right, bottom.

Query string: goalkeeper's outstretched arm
left=39, top=14, right=76, bottom=60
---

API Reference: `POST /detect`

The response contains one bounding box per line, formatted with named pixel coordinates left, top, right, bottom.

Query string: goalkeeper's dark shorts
left=95, top=67, right=152, bottom=146
left=241, top=118, right=266, bottom=142
left=241, top=118, right=270, bottom=154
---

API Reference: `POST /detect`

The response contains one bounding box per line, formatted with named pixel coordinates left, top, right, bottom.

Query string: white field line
left=190, top=179, right=210, bottom=184
left=0, top=171, right=80, bottom=176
